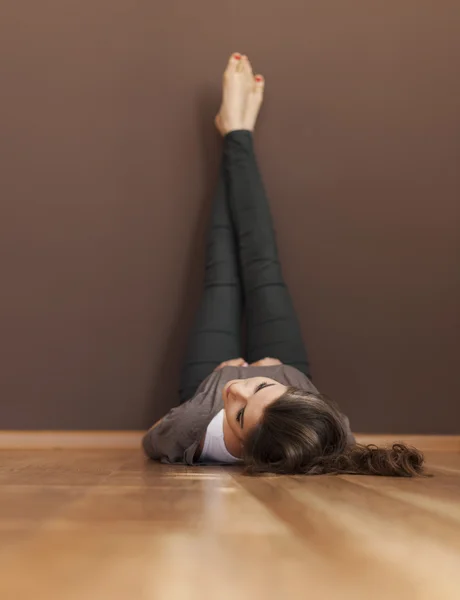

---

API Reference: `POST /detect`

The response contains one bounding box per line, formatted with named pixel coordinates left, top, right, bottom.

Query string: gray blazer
left=142, top=365, right=354, bottom=465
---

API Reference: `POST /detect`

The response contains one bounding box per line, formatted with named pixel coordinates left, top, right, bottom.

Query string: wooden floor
left=1, top=450, right=460, bottom=599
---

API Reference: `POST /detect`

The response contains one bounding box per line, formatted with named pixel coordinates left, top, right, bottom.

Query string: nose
left=231, top=381, right=251, bottom=400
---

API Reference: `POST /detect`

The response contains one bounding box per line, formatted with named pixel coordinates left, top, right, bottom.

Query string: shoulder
left=143, top=381, right=224, bottom=463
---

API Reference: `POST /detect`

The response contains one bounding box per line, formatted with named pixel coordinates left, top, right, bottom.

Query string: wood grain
left=0, top=449, right=460, bottom=599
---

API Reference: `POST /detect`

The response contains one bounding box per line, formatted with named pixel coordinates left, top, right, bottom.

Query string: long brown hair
left=243, top=387, right=425, bottom=477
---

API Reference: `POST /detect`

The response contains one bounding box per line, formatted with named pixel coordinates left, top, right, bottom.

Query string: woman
left=143, top=53, right=424, bottom=476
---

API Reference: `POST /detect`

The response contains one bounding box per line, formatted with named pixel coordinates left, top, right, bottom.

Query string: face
left=222, top=377, right=288, bottom=442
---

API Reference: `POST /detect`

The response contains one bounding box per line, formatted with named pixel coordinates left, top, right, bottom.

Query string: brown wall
left=1, top=1, right=459, bottom=432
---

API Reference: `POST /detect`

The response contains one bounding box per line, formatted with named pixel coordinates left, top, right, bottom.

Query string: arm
left=149, top=416, right=164, bottom=431
left=215, top=357, right=282, bottom=368
left=142, top=389, right=214, bottom=464
left=215, top=357, right=248, bottom=370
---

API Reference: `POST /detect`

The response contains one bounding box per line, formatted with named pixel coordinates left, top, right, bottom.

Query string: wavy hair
left=243, top=387, right=424, bottom=477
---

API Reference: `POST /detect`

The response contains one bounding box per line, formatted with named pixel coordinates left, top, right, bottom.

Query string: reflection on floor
left=0, top=449, right=459, bottom=599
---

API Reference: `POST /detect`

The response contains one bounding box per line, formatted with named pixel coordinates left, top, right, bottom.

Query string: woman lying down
left=143, top=53, right=424, bottom=477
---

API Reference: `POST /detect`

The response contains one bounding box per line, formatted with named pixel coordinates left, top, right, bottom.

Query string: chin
left=222, top=382, right=231, bottom=408
left=223, top=379, right=236, bottom=396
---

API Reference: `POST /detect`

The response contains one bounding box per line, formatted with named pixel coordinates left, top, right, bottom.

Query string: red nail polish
left=234, top=53, right=241, bottom=60
left=256, top=76, right=263, bottom=81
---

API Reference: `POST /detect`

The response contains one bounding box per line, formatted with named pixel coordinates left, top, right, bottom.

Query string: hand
left=215, top=358, right=249, bottom=371
left=249, top=357, right=283, bottom=367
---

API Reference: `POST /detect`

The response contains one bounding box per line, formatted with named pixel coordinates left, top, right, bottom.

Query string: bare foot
left=243, top=74, right=264, bottom=131
left=215, top=53, right=252, bottom=136
left=239, top=55, right=264, bottom=131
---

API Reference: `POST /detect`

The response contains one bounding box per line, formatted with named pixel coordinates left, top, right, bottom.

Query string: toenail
left=234, top=53, right=241, bottom=60
left=255, top=76, right=263, bottom=81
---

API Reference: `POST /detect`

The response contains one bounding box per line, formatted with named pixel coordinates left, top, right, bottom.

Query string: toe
left=242, top=55, right=254, bottom=78
left=225, top=52, right=243, bottom=74
left=254, top=74, right=265, bottom=90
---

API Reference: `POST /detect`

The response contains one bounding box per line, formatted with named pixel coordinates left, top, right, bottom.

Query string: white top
left=199, top=409, right=241, bottom=464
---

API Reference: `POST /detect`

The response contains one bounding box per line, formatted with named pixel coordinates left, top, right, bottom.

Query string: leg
left=179, top=52, right=258, bottom=402
left=215, top=53, right=310, bottom=376
left=179, top=165, right=243, bottom=403
left=223, top=130, right=311, bottom=377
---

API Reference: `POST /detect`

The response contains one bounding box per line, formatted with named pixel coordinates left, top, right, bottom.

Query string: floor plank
left=0, top=449, right=459, bottom=600
left=424, top=451, right=460, bottom=473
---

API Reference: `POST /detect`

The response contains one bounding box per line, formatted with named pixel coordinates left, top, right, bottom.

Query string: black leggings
left=179, top=131, right=310, bottom=403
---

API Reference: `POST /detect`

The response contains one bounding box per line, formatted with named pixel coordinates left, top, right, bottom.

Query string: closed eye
left=255, top=382, right=275, bottom=393
left=236, top=383, right=276, bottom=429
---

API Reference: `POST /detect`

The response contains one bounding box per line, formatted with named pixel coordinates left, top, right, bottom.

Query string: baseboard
left=355, top=435, right=460, bottom=452
left=0, top=431, right=144, bottom=450
left=0, top=431, right=459, bottom=451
